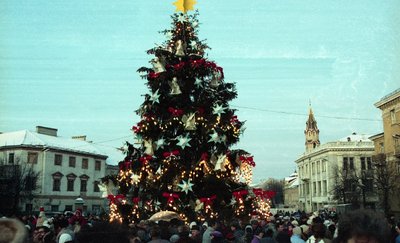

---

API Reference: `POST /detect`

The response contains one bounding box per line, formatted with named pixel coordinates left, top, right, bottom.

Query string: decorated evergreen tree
left=104, top=2, right=272, bottom=224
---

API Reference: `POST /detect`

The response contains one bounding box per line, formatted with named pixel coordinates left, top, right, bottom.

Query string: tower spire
left=304, top=103, right=320, bottom=152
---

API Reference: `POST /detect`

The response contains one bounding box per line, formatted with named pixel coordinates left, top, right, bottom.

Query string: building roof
left=296, top=132, right=374, bottom=162
left=0, top=130, right=125, bottom=165
left=338, top=133, right=371, bottom=142
left=374, top=88, right=400, bottom=108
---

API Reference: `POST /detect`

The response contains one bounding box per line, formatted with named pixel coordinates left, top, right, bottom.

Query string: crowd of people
left=0, top=208, right=399, bottom=243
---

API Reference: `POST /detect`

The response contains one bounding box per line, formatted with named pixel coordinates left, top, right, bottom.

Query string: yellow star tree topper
left=173, top=0, right=197, bottom=13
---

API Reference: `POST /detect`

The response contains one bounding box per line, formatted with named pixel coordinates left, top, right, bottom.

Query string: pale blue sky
left=1, top=0, right=399, bottom=181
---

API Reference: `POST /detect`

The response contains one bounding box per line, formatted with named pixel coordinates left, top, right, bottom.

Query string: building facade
left=0, top=126, right=123, bottom=215
left=295, top=108, right=378, bottom=212
left=283, top=172, right=299, bottom=210
left=371, top=88, right=400, bottom=216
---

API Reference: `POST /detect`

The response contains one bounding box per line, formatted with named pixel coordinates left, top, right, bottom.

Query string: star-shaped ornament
left=208, top=130, right=220, bottom=144
left=190, top=40, right=197, bottom=48
left=177, top=14, right=187, bottom=23
left=194, top=78, right=203, bottom=88
left=173, top=0, right=197, bottom=14
left=212, top=104, right=227, bottom=116
left=150, top=89, right=161, bottom=104
left=155, top=137, right=166, bottom=150
left=131, top=173, right=140, bottom=184
left=165, top=31, right=173, bottom=40
left=155, top=200, right=161, bottom=210
left=178, top=179, right=194, bottom=194
left=176, top=134, right=192, bottom=149
left=229, top=197, right=237, bottom=206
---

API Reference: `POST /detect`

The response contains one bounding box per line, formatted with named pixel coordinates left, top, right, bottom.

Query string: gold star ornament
left=173, top=0, right=197, bottom=13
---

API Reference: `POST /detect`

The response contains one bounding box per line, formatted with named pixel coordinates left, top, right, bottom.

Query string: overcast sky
left=1, top=0, right=399, bottom=182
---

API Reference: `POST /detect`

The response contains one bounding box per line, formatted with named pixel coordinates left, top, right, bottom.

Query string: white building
left=295, top=107, right=378, bottom=212
left=0, top=126, right=124, bottom=214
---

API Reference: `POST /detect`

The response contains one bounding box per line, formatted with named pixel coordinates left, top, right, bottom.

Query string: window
left=361, top=157, right=372, bottom=170
left=67, top=174, right=76, bottom=192
left=93, top=181, right=100, bottom=192
left=343, top=157, right=348, bottom=170
left=95, top=160, right=101, bottom=171
left=25, top=176, right=36, bottom=191
left=349, top=157, right=354, bottom=170
left=51, top=205, right=59, bottom=212
left=92, top=205, right=100, bottom=214
left=52, top=172, right=63, bottom=192
left=343, top=157, right=354, bottom=170
left=8, top=153, right=14, bottom=164
left=69, top=156, right=76, bottom=167
left=54, top=154, right=62, bottom=166
left=379, top=143, right=384, bottom=153
left=361, top=178, right=374, bottom=192
left=65, top=205, right=73, bottom=211
left=361, top=157, right=366, bottom=170
left=82, top=158, right=88, bottom=169
left=80, top=180, right=87, bottom=192
left=25, top=204, right=33, bottom=213
left=27, top=152, right=38, bottom=164
left=390, top=109, right=396, bottom=124
left=53, top=178, right=61, bottom=191
left=80, top=175, right=89, bottom=192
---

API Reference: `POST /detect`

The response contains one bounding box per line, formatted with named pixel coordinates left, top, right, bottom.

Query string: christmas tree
left=104, top=2, right=272, bottom=224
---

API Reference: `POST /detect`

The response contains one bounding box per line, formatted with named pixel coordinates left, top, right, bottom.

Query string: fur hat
left=0, top=218, right=28, bottom=243
left=300, top=224, right=309, bottom=234
left=293, top=226, right=302, bottom=236
left=291, top=220, right=299, bottom=226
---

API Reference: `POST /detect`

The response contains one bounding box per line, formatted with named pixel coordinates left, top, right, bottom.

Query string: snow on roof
left=338, top=133, right=371, bottom=142
left=0, top=130, right=126, bottom=165
left=288, top=178, right=299, bottom=188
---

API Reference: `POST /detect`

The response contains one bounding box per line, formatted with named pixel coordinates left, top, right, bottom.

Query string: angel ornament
left=151, top=57, right=166, bottom=73
left=98, top=180, right=115, bottom=198
left=169, top=77, right=182, bottom=95
left=210, top=72, right=221, bottom=88
left=182, top=112, right=196, bottom=130
left=175, top=40, right=185, bottom=56
left=214, top=154, right=227, bottom=171
left=143, top=139, right=154, bottom=156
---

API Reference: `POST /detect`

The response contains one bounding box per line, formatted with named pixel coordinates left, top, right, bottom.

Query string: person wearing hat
left=210, top=231, right=224, bottom=243
left=36, top=207, right=48, bottom=228
left=290, top=227, right=305, bottom=243
left=251, top=227, right=264, bottom=243
left=0, top=217, right=28, bottom=243
left=190, top=224, right=202, bottom=243
left=202, top=219, right=218, bottom=243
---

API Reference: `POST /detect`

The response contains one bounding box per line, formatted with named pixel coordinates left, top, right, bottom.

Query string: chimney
left=72, top=135, right=87, bottom=141
left=36, top=126, right=58, bottom=136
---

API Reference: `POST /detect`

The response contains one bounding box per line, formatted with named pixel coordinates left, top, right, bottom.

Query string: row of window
left=52, top=173, right=100, bottom=193
left=54, top=154, right=101, bottom=170
left=299, top=156, right=373, bottom=178
left=343, top=157, right=372, bottom=171
left=7, top=152, right=102, bottom=171
left=25, top=204, right=101, bottom=214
